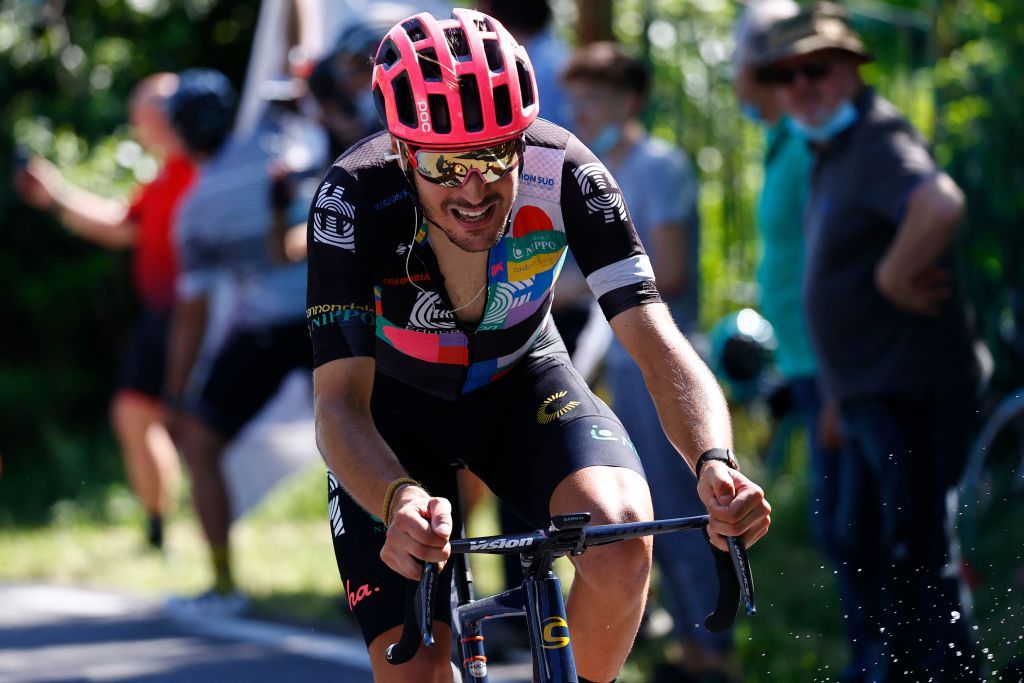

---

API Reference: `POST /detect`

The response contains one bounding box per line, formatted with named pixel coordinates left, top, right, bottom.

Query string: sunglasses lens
left=772, top=61, right=832, bottom=86
left=804, top=62, right=831, bottom=80
left=772, top=68, right=796, bottom=85
left=408, top=139, right=522, bottom=187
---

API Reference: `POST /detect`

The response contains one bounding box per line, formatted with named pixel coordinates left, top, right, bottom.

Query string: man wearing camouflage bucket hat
left=760, top=4, right=985, bottom=682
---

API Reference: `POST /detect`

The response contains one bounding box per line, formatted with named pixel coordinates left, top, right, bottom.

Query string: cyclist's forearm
left=645, top=342, right=734, bottom=470
left=313, top=377, right=415, bottom=519
left=611, top=303, right=733, bottom=470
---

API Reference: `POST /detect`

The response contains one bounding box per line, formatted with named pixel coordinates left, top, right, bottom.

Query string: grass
left=1, top=421, right=1022, bottom=681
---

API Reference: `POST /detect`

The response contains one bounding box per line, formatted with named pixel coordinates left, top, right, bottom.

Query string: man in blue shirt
left=563, top=42, right=733, bottom=682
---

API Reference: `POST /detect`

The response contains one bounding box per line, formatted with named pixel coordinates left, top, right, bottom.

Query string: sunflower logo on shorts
left=537, top=391, right=581, bottom=424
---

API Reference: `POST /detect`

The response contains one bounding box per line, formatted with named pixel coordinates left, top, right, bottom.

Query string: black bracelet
left=695, top=448, right=740, bottom=480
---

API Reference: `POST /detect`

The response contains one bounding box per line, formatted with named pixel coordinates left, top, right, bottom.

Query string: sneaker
left=146, top=515, right=164, bottom=551
left=165, top=589, right=250, bottom=619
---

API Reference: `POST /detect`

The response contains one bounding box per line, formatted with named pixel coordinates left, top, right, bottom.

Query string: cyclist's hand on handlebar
left=697, top=462, right=771, bottom=552
left=380, top=487, right=452, bottom=580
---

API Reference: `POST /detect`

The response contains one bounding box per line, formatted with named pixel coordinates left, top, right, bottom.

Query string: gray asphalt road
left=0, top=584, right=533, bottom=683
left=0, top=583, right=372, bottom=682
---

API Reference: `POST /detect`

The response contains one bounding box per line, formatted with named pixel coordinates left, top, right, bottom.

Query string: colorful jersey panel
left=306, top=119, right=660, bottom=400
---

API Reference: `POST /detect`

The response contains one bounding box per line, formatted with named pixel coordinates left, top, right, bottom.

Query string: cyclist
left=308, top=10, right=771, bottom=683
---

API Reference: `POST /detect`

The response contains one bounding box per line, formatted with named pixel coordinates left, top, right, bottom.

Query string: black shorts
left=189, top=321, right=312, bottom=439
left=326, top=329, right=646, bottom=647
left=117, top=309, right=171, bottom=399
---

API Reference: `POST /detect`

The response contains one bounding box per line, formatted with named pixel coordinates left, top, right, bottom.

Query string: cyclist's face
left=772, top=50, right=860, bottom=128
left=414, top=168, right=517, bottom=253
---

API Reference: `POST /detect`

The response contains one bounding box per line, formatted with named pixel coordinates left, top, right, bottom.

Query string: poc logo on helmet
left=417, top=101, right=431, bottom=133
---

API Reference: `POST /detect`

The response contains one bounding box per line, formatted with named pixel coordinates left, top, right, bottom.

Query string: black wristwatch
left=695, top=448, right=740, bottom=480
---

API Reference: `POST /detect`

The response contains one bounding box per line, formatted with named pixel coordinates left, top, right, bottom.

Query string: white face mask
left=787, top=100, right=858, bottom=142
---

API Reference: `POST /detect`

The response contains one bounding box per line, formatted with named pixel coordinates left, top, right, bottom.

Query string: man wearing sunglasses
left=761, top=4, right=984, bottom=682
left=306, top=8, right=771, bottom=683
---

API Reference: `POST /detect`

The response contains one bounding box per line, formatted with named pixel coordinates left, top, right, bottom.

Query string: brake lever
left=385, top=561, right=439, bottom=665
left=703, top=534, right=756, bottom=632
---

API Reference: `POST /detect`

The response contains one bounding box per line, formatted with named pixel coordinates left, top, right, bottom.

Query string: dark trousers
left=788, top=376, right=841, bottom=559
left=835, top=389, right=980, bottom=682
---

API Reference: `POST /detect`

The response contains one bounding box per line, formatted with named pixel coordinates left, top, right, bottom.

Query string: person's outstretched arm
left=313, top=357, right=452, bottom=580
left=609, top=302, right=771, bottom=550
left=15, top=156, right=135, bottom=249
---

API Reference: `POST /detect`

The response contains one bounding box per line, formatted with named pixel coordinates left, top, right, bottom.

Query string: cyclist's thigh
left=328, top=375, right=468, bottom=647
left=469, top=353, right=646, bottom=528
left=327, top=468, right=458, bottom=648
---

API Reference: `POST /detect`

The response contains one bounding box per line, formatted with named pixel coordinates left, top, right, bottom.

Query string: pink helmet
left=371, top=8, right=539, bottom=148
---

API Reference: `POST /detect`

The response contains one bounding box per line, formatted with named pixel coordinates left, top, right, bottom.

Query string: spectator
left=162, top=69, right=325, bottom=614
left=732, top=1, right=853, bottom=675
left=762, top=4, right=984, bottom=681
left=564, top=42, right=731, bottom=683
left=476, top=0, right=571, bottom=130
left=14, top=73, right=190, bottom=550
left=277, top=7, right=414, bottom=264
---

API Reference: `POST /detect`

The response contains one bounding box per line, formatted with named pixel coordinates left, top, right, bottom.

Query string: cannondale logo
left=481, top=281, right=532, bottom=327
left=313, top=183, right=356, bottom=251
left=537, top=391, right=581, bottom=424
left=572, top=162, right=628, bottom=224
left=327, top=470, right=345, bottom=537
left=409, top=291, right=457, bottom=331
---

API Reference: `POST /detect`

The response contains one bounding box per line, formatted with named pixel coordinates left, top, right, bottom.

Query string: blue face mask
left=740, top=102, right=764, bottom=124
left=588, top=124, right=623, bottom=159
left=788, top=100, right=858, bottom=142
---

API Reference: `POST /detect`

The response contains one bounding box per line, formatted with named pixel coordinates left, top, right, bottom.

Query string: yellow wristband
left=382, top=477, right=421, bottom=527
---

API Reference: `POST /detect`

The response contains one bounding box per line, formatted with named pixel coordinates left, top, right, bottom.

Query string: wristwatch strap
left=695, top=448, right=740, bottom=480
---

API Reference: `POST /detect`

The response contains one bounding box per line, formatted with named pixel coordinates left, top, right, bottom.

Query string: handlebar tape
left=385, top=562, right=438, bottom=665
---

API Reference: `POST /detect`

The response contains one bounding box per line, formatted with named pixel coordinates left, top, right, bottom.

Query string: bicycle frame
left=386, top=512, right=756, bottom=683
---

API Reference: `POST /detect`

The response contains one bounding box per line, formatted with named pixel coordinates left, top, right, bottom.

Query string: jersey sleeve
left=306, top=164, right=378, bottom=368
left=862, top=123, right=937, bottom=225
left=560, top=134, right=662, bottom=321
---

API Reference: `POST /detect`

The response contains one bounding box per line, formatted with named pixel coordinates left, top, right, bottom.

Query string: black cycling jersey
left=306, top=118, right=661, bottom=400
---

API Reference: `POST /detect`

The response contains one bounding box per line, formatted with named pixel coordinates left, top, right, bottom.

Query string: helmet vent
left=445, top=28, right=471, bottom=60
left=516, top=59, right=535, bottom=108
left=376, top=38, right=400, bottom=68
left=483, top=39, right=504, bottom=72
left=402, top=19, right=427, bottom=43
left=428, top=94, right=451, bottom=134
left=472, top=17, right=493, bottom=33
left=493, top=84, right=512, bottom=126
left=372, top=85, right=386, bottom=125
left=418, top=48, right=442, bottom=81
left=392, top=72, right=417, bottom=127
left=458, top=74, right=484, bottom=132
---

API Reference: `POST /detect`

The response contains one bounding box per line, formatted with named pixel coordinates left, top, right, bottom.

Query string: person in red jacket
left=16, top=72, right=194, bottom=549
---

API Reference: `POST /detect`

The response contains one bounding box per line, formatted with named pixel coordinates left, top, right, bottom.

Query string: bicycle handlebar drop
left=385, top=514, right=756, bottom=666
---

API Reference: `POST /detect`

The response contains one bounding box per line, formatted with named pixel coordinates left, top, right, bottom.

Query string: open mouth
left=450, top=203, right=496, bottom=226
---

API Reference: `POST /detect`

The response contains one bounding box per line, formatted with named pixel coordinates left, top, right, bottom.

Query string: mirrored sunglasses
left=401, top=138, right=523, bottom=188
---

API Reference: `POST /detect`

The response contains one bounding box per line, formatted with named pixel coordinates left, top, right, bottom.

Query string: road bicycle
left=385, top=510, right=756, bottom=683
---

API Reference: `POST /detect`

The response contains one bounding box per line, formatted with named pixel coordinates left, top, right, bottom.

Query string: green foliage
left=933, top=0, right=1024, bottom=390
